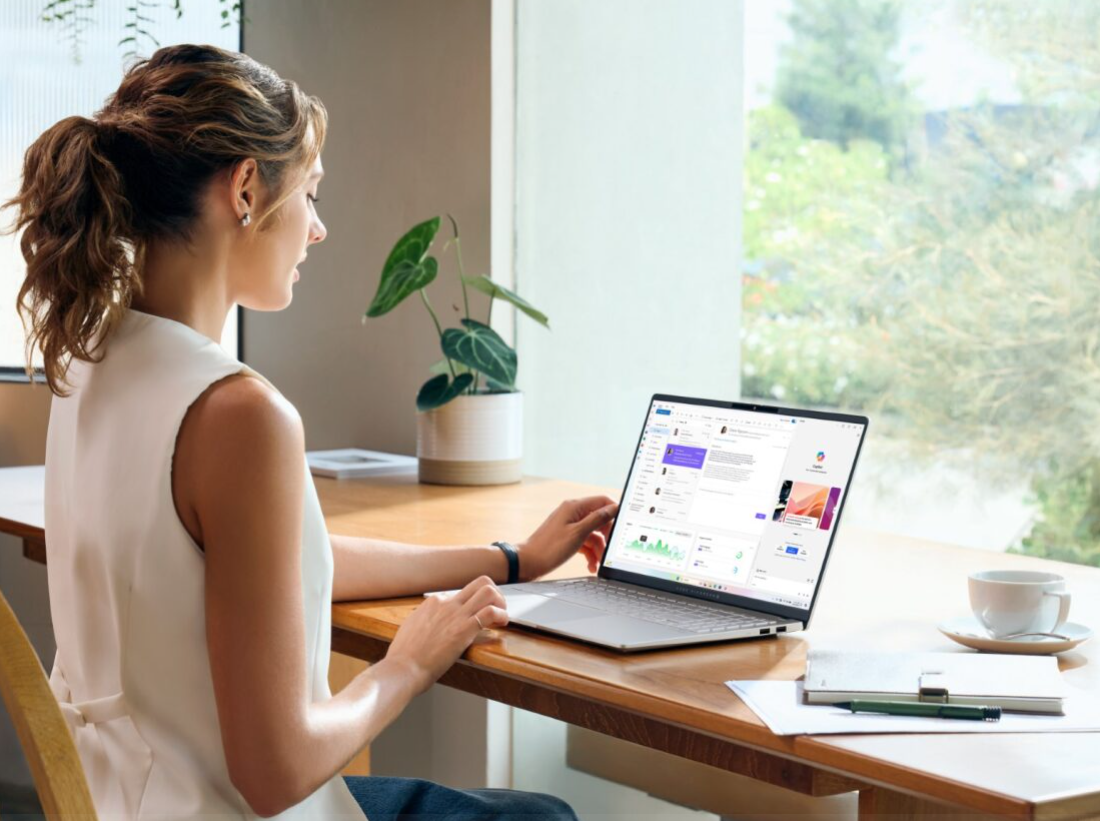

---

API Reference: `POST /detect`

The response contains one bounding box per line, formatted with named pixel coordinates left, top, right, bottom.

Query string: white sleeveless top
left=44, top=308, right=366, bottom=820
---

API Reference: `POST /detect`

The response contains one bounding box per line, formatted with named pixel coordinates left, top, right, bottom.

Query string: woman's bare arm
left=176, top=375, right=424, bottom=815
left=329, top=535, right=509, bottom=601
left=328, top=499, right=620, bottom=602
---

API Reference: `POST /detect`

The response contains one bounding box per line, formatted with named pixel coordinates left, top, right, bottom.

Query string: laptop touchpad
left=505, top=593, right=604, bottom=624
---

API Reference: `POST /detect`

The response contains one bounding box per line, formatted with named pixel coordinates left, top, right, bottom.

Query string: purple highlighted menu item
left=819, top=487, right=842, bottom=530
left=662, top=445, right=707, bottom=469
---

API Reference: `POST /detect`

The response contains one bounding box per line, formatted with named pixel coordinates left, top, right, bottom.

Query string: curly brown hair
left=1, top=44, right=327, bottom=396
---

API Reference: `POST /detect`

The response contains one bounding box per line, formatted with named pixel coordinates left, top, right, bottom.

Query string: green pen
left=833, top=701, right=1002, bottom=721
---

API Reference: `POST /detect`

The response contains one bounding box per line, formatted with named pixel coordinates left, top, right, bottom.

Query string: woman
left=4, top=44, right=617, bottom=820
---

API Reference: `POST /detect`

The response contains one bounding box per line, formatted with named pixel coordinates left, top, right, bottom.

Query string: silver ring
left=474, top=614, right=484, bottom=630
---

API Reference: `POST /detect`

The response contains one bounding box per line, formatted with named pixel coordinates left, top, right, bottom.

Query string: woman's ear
left=229, top=158, right=259, bottom=222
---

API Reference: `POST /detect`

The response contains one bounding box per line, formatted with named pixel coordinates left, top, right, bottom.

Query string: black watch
left=492, top=541, right=520, bottom=585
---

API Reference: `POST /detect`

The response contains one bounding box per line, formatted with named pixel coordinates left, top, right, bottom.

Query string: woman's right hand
left=385, top=575, right=509, bottom=695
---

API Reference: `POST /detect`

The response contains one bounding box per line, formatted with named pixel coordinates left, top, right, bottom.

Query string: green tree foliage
left=858, top=105, right=1100, bottom=479
left=1015, top=464, right=1100, bottom=566
left=745, top=0, right=1100, bottom=566
left=958, top=0, right=1100, bottom=106
left=854, top=2, right=1100, bottom=565
left=776, top=0, right=913, bottom=152
left=741, top=105, right=892, bottom=407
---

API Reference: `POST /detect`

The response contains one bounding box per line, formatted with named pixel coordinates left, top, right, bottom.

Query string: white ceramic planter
left=416, top=392, right=523, bottom=485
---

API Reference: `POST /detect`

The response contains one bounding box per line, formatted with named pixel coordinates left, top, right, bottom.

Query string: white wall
left=514, top=0, right=744, bottom=489
left=509, top=1, right=743, bottom=815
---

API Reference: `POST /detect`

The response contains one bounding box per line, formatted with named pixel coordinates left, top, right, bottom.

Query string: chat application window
left=604, top=400, right=862, bottom=610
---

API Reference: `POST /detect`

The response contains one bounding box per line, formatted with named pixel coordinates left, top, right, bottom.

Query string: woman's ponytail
left=4, top=115, right=138, bottom=395
left=3, top=45, right=326, bottom=396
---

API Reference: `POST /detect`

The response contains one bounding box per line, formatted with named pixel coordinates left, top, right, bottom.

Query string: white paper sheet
left=726, top=680, right=1100, bottom=735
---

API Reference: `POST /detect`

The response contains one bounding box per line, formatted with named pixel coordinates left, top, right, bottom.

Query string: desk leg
left=22, top=538, right=46, bottom=565
left=858, top=787, right=1004, bottom=820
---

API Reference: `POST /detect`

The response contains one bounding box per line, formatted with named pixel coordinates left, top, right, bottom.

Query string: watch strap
left=492, top=541, right=520, bottom=585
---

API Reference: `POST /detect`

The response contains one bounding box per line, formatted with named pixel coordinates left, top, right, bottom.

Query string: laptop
left=500, top=394, right=868, bottom=651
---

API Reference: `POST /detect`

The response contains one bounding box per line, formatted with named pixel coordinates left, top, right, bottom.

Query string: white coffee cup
left=968, top=570, right=1071, bottom=637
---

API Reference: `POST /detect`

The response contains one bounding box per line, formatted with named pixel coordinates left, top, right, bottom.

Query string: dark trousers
left=344, top=776, right=580, bottom=821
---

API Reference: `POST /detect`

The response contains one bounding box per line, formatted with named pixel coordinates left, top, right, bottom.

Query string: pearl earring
left=240, top=213, right=251, bottom=227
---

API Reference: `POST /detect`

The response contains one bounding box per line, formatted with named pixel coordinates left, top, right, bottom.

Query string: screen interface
left=602, top=400, right=865, bottom=611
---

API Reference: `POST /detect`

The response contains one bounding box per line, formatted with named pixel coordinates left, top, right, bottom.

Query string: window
left=0, top=0, right=241, bottom=377
left=512, top=0, right=1100, bottom=568
left=743, top=0, right=1100, bottom=567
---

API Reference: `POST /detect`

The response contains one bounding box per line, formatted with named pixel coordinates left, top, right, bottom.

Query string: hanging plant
left=40, top=0, right=244, bottom=63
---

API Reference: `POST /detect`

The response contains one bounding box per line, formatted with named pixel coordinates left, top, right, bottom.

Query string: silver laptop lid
left=599, top=395, right=868, bottom=626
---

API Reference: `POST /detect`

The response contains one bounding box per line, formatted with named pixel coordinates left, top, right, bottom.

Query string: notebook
left=803, top=650, right=1067, bottom=714
left=306, top=448, right=417, bottom=479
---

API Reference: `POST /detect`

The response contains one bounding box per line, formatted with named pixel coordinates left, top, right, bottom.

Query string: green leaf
left=366, top=257, right=439, bottom=319
left=463, top=275, right=550, bottom=328
left=416, top=372, right=474, bottom=412
left=365, top=218, right=441, bottom=318
left=381, top=217, right=440, bottom=276
left=441, top=319, right=517, bottom=388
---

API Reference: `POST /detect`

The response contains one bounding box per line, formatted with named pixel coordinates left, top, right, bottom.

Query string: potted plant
left=364, top=216, right=549, bottom=485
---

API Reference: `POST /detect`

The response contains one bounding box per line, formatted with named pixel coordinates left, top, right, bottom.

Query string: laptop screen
left=600, top=396, right=867, bottom=618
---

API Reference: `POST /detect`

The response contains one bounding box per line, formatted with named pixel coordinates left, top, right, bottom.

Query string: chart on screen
left=615, top=521, right=693, bottom=571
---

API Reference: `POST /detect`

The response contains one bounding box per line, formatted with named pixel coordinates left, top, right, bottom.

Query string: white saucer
left=938, top=615, right=1093, bottom=655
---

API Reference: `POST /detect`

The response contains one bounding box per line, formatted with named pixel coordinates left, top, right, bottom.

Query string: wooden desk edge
left=0, top=517, right=47, bottom=564
left=332, top=617, right=1099, bottom=821
left=0, top=516, right=46, bottom=544
left=331, top=624, right=864, bottom=799
left=7, top=496, right=1098, bottom=820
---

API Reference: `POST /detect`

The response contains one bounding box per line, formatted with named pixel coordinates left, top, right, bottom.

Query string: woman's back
left=45, top=307, right=364, bottom=820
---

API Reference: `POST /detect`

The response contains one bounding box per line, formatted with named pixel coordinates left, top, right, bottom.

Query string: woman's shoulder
left=182, top=372, right=303, bottom=466
left=197, top=372, right=300, bottom=431
left=172, top=372, right=305, bottom=547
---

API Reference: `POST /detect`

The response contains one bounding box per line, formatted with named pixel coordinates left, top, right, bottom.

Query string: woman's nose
left=310, top=216, right=327, bottom=245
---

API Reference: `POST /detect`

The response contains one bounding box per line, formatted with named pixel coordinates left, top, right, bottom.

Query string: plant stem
left=447, top=214, right=471, bottom=321
left=447, top=214, right=478, bottom=394
left=420, top=289, right=457, bottom=380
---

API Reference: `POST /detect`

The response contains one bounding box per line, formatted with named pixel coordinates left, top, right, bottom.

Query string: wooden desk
left=4, top=469, right=1099, bottom=819
left=0, top=466, right=46, bottom=564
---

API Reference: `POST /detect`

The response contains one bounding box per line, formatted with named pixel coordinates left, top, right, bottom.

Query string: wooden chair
left=0, top=589, right=96, bottom=819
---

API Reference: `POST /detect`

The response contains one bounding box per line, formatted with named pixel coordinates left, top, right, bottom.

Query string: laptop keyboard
left=528, top=578, right=781, bottom=634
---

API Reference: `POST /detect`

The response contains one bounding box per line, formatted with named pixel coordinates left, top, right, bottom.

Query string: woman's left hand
left=515, top=496, right=619, bottom=582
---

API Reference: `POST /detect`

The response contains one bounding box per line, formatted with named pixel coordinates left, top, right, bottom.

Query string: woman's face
left=232, top=154, right=327, bottom=311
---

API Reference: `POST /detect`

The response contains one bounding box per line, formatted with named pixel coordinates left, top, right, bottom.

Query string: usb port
left=759, top=628, right=770, bottom=635
left=777, top=626, right=787, bottom=633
